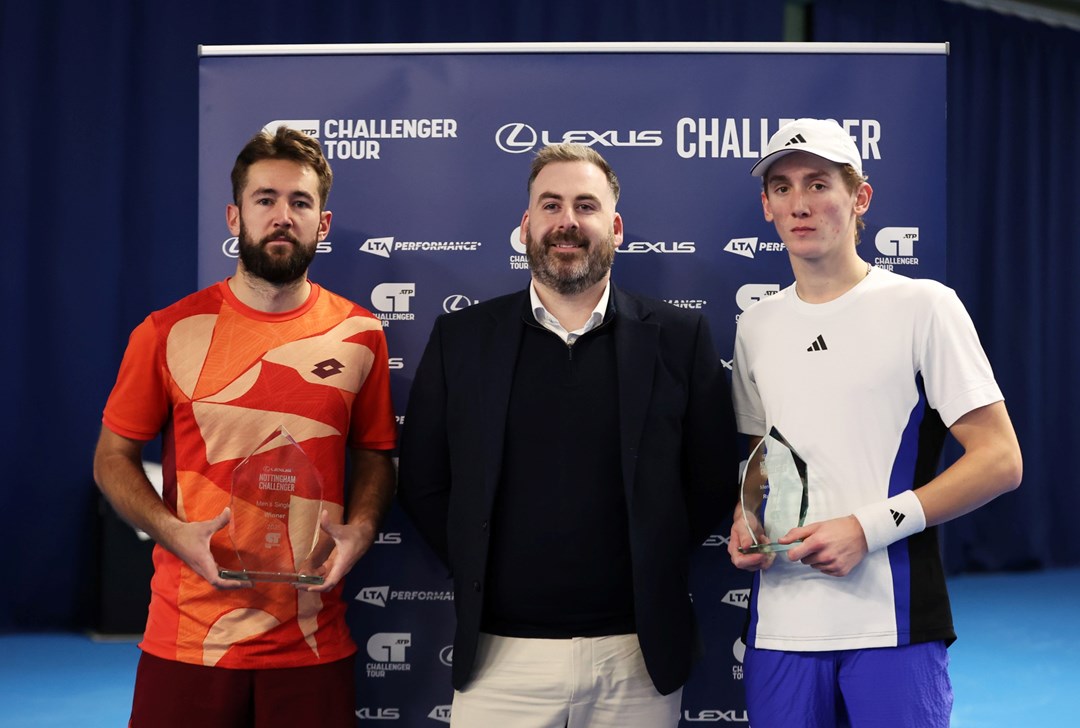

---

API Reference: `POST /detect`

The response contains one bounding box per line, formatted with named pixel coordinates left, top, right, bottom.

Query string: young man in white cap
left=727, top=118, right=1022, bottom=727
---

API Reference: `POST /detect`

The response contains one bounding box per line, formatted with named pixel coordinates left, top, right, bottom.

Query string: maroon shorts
left=129, top=651, right=355, bottom=728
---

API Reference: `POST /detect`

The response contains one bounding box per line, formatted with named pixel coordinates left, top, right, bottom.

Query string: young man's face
left=761, top=151, right=870, bottom=263
left=226, top=158, right=332, bottom=285
left=520, top=160, right=624, bottom=296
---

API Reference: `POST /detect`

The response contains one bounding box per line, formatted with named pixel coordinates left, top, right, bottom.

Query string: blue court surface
left=1, top=567, right=1076, bottom=727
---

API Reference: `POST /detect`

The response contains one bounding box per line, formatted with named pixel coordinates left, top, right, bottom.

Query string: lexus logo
left=443, top=295, right=475, bottom=312
left=495, top=123, right=538, bottom=153
left=222, top=237, right=240, bottom=258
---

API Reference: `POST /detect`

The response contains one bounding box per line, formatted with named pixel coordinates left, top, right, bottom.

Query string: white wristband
left=853, top=490, right=927, bottom=554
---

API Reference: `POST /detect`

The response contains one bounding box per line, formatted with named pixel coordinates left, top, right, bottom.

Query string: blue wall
left=1, top=0, right=1075, bottom=631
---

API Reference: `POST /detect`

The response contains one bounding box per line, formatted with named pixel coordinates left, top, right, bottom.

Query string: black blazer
left=397, top=285, right=737, bottom=695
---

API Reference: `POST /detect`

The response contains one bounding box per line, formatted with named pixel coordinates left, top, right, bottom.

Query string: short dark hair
left=230, top=126, right=333, bottom=209
left=528, top=143, right=620, bottom=203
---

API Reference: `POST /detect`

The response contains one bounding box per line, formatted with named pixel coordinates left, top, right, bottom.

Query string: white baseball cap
left=750, top=118, right=863, bottom=177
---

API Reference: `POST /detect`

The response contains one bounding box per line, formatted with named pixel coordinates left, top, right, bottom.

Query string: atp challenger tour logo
left=874, top=226, right=920, bottom=270
left=370, top=283, right=416, bottom=327
left=263, top=117, right=458, bottom=161
left=365, top=632, right=411, bottom=678
left=509, top=226, right=529, bottom=270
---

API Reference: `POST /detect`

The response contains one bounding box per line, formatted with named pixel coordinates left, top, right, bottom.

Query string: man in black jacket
left=398, top=143, right=737, bottom=728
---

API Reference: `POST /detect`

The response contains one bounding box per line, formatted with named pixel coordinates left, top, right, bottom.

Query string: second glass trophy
left=737, top=427, right=809, bottom=555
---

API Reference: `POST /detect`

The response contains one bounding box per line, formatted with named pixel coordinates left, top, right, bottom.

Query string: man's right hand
left=727, top=506, right=776, bottom=572
left=159, top=507, right=251, bottom=589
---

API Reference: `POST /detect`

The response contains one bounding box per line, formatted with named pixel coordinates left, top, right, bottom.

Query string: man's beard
left=525, top=226, right=616, bottom=296
left=237, top=221, right=317, bottom=285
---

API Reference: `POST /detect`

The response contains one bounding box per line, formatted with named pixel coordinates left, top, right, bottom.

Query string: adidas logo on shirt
left=807, top=335, right=828, bottom=352
left=891, top=509, right=906, bottom=527
left=784, top=133, right=807, bottom=147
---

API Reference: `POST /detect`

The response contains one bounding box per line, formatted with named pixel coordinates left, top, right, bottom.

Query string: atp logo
left=371, top=283, right=415, bottom=313
left=509, top=226, right=527, bottom=255
left=875, top=227, right=919, bottom=257
left=735, top=284, right=780, bottom=311
left=262, top=119, right=321, bottom=138
left=366, top=633, right=411, bottom=663
left=428, top=706, right=452, bottom=723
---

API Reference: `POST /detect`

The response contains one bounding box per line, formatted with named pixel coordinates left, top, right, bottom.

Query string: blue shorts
left=744, top=642, right=952, bottom=728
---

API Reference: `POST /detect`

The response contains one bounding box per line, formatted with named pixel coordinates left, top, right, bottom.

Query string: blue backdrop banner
left=199, top=42, right=946, bottom=726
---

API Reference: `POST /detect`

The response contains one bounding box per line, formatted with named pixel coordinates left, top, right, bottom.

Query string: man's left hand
left=299, top=510, right=377, bottom=592
left=781, top=515, right=868, bottom=577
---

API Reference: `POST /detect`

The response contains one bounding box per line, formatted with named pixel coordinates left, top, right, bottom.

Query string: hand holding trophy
left=218, top=426, right=327, bottom=585
left=737, top=427, right=809, bottom=555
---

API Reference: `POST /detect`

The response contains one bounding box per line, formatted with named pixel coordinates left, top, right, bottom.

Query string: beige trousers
left=449, top=633, right=683, bottom=728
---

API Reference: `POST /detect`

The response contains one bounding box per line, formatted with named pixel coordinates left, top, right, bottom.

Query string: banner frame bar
left=198, top=41, right=949, bottom=57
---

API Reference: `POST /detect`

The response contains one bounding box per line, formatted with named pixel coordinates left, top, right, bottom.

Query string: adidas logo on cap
left=751, top=118, right=864, bottom=177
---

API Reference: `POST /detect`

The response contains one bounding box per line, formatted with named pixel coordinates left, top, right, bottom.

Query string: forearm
left=345, top=449, right=396, bottom=529
left=916, top=443, right=1022, bottom=527
left=915, top=401, right=1022, bottom=527
left=93, top=429, right=180, bottom=545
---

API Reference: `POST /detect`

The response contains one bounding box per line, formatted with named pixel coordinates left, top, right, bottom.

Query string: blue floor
left=2, top=568, right=1077, bottom=727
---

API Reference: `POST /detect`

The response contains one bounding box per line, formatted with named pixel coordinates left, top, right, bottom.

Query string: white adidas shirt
left=732, top=266, right=1003, bottom=651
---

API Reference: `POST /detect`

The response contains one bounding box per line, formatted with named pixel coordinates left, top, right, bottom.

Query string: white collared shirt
left=529, top=281, right=611, bottom=345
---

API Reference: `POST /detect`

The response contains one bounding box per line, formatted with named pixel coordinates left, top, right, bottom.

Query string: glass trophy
left=218, top=425, right=326, bottom=585
left=737, top=427, right=809, bottom=555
